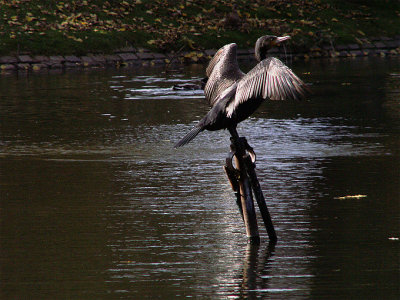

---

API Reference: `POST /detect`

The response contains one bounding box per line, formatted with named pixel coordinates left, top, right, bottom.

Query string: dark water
left=0, top=57, right=399, bottom=299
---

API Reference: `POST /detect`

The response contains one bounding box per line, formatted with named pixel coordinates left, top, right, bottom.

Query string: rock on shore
left=1, top=36, right=399, bottom=73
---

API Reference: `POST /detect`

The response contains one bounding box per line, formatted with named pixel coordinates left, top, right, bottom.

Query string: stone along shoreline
left=1, top=36, right=399, bottom=73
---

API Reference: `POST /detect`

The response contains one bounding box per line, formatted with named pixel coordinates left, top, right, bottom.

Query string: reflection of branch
left=239, top=242, right=276, bottom=297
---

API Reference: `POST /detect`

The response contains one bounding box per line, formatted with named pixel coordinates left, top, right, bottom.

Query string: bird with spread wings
left=175, top=35, right=310, bottom=148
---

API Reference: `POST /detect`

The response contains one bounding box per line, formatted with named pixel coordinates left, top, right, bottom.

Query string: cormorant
left=174, top=35, right=309, bottom=148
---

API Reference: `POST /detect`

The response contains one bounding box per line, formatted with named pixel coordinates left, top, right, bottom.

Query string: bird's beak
left=274, top=35, right=291, bottom=46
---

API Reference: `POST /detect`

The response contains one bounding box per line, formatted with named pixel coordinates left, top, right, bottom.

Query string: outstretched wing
left=204, top=43, right=242, bottom=107
left=226, top=57, right=310, bottom=117
left=205, top=46, right=227, bottom=78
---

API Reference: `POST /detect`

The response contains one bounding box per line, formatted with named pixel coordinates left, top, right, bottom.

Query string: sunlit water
left=0, top=57, right=399, bottom=299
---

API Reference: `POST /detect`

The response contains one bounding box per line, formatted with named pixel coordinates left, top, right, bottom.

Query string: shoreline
left=1, top=36, right=399, bottom=74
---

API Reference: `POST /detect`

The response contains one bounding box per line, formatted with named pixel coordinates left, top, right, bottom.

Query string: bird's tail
left=174, top=126, right=203, bottom=148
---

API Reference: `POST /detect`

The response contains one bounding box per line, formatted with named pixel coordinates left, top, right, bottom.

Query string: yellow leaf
left=331, top=18, right=338, bottom=22
left=357, top=30, right=365, bottom=36
left=334, top=195, right=367, bottom=200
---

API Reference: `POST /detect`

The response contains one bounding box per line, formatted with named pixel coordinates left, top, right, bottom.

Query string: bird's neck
left=255, top=47, right=269, bottom=62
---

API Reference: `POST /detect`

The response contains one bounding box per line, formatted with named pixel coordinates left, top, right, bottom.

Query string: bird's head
left=255, top=35, right=291, bottom=61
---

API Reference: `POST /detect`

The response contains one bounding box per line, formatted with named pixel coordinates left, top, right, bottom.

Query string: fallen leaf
left=334, top=195, right=367, bottom=200
left=357, top=30, right=365, bottom=36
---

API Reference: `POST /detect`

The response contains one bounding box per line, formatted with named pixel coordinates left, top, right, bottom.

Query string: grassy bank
left=1, top=0, right=399, bottom=56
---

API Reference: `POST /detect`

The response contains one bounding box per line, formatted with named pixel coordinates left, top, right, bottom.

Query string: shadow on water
left=0, top=57, right=399, bottom=299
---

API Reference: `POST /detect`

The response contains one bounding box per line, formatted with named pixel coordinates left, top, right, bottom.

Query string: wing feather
left=206, top=48, right=224, bottom=78
left=204, top=43, right=243, bottom=107
left=226, top=57, right=310, bottom=115
left=204, top=47, right=228, bottom=106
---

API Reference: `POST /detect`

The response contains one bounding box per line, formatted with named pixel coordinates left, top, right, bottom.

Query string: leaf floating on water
left=334, top=194, right=367, bottom=200
left=357, top=30, right=366, bottom=36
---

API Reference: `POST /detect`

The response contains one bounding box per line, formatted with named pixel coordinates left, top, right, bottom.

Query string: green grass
left=0, top=0, right=399, bottom=56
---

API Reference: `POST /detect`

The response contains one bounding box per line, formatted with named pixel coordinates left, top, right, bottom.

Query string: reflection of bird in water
left=175, top=35, right=310, bottom=148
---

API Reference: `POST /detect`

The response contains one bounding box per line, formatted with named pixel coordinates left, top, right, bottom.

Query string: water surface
left=1, top=57, right=399, bottom=299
